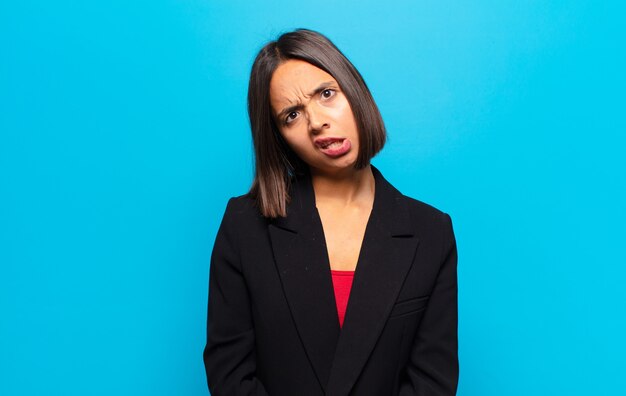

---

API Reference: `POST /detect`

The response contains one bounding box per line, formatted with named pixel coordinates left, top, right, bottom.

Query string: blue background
left=1, top=1, right=624, bottom=395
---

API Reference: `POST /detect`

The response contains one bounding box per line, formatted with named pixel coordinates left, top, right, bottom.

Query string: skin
left=269, top=59, right=375, bottom=271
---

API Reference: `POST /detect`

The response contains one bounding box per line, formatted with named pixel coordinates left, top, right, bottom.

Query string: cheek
left=330, top=101, right=358, bottom=132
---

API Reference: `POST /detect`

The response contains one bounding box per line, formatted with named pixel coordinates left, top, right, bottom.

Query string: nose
left=306, top=103, right=329, bottom=134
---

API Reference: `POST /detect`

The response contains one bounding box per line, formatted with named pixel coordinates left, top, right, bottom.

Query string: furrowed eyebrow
left=277, top=81, right=336, bottom=120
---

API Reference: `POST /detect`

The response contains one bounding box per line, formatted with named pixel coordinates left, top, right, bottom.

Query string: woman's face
left=269, top=59, right=360, bottom=176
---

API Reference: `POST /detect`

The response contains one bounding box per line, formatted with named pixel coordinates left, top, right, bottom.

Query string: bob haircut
left=247, top=28, right=386, bottom=218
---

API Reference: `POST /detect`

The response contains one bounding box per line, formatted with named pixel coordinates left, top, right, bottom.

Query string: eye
left=321, top=88, right=336, bottom=99
left=285, top=111, right=298, bottom=124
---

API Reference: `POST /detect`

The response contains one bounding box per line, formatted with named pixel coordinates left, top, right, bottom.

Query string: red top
left=330, top=269, right=355, bottom=328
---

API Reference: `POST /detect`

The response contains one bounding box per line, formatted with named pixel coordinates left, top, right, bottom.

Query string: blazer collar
left=268, top=164, right=420, bottom=395
left=271, top=164, right=414, bottom=237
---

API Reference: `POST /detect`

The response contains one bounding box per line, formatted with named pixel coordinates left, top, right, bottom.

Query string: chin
left=320, top=160, right=359, bottom=174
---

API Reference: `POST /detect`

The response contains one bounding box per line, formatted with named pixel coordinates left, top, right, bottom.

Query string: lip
left=314, top=137, right=351, bottom=158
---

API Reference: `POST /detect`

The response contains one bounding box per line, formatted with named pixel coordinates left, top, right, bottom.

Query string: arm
left=398, top=213, right=459, bottom=395
left=203, top=198, right=270, bottom=396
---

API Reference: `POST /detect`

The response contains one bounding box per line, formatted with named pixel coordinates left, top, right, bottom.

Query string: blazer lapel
left=325, top=166, right=420, bottom=396
left=267, top=165, right=420, bottom=395
left=268, top=171, right=340, bottom=393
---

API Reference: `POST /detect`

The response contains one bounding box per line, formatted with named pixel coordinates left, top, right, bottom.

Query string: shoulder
left=392, top=193, right=457, bottom=268
left=402, top=194, right=451, bottom=225
left=400, top=193, right=456, bottom=249
left=220, top=192, right=267, bottom=226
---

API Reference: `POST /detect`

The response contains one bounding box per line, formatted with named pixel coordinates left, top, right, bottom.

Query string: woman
left=204, top=29, right=458, bottom=396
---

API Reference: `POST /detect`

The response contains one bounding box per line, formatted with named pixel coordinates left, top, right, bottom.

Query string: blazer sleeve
left=398, top=212, right=459, bottom=395
left=203, top=197, right=270, bottom=396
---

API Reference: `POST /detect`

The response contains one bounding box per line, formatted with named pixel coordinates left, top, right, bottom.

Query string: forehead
left=269, top=60, right=336, bottom=108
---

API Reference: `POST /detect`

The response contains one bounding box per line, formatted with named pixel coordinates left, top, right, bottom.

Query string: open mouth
left=319, top=139, right=345, bottom=149
left=315, top=137, right=345, bottom=149
left=315, top=137, right=351, bottom=158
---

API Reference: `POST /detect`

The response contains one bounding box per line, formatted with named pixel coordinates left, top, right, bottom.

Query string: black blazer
left=204, top=165, right=458, bottom=396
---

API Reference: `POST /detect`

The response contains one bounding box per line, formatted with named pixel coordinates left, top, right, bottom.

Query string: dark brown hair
left=247, top=28, right=386, bottom=218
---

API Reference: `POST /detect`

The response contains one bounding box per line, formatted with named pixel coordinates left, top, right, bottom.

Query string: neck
left=309, top=164, right=375, bottom=206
